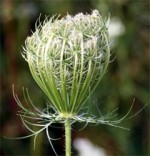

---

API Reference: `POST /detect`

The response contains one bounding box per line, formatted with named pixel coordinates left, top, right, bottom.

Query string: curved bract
left=22, top=10, right=110, bottom=116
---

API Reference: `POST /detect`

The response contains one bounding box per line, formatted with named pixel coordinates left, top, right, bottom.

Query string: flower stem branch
left=65, top=120, right=71, bottom=156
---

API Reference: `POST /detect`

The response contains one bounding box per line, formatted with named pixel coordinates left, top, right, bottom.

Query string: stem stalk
left=65, top=120, right=71, bottom=156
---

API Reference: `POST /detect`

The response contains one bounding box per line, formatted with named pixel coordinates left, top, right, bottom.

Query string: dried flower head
left=22, top=10, right=110, bottom=117
left=10, top=11, right=145, bottom=156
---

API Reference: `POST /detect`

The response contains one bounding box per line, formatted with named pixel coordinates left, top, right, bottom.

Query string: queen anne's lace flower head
left=12, top=11, right=139, bottom=156
left=22, top=10, right=110, bottom=116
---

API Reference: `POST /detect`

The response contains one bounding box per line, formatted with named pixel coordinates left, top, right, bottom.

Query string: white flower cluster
left=22, top=10, right=110, bottom=114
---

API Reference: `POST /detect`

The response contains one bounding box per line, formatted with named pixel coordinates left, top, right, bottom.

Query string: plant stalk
left=65, top=120, right=71, bottom=156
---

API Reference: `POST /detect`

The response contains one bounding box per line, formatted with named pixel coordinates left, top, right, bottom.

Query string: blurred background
left=0, top=0, right=149, bottom=156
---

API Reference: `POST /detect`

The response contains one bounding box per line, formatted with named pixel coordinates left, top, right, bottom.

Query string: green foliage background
left=0, top=0, right=149, bottom=156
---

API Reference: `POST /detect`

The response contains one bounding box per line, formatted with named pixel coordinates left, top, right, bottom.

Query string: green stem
left=65, top=120, right=71, bottom=156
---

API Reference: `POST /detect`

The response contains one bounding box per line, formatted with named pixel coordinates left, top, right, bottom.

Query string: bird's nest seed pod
left=22, top=10, right=110, bottom=118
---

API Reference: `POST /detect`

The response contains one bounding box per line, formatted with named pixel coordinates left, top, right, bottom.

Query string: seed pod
left=22, top=10, right=110, bottom=116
